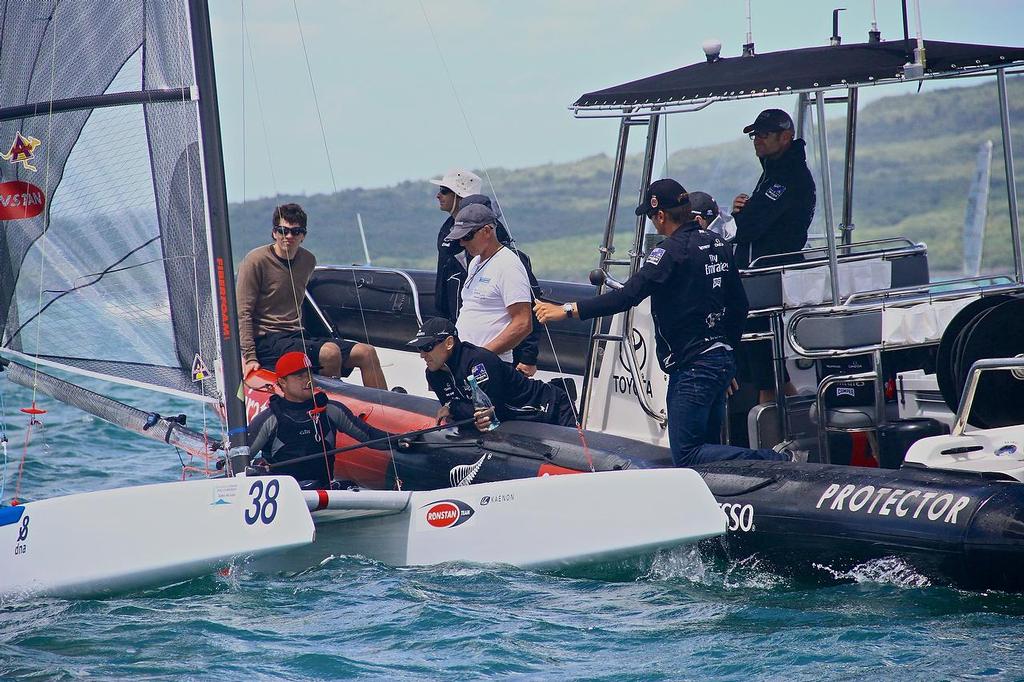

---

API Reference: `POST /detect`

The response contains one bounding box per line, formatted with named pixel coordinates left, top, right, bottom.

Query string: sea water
left=2, top=377, right=1023, bottom=680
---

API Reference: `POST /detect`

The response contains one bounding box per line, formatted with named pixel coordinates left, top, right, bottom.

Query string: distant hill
left=229, top=77, right=1024, bottom=282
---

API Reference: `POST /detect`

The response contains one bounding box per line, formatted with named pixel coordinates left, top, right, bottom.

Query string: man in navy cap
left=410, top=318, right=576, bottom=431
left=534, top=179, right=800, bottom=467
left=731, top=108, right=815, bottom=270
left=731, top=108, right=816, bottom=405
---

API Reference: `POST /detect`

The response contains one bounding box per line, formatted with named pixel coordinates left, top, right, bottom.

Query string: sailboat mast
left=188, top=0, right=247, bottom=446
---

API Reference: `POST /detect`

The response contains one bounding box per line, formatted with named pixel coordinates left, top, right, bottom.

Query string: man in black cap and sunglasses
left=236, top=203, right=387, bottom=389
left=731, top=108, right=815, bottom=405
left=411, top=317, right=577, bottom=432
left=534, top=179, right=799, bottom=466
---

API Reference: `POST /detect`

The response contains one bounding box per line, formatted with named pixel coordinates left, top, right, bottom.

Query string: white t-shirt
left=457, top=247, right=532, bottom=362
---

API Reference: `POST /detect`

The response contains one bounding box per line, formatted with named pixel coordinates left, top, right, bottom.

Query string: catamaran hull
left=249, top=469, right=726, bottom=572
left=0, top=477, right=315, bottom=599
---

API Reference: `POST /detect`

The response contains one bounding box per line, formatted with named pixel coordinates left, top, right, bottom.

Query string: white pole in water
left=356, top=213, right=371, bottom=265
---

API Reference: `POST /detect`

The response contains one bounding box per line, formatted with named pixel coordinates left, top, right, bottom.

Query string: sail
left=0, top=1, right=223, bottom=402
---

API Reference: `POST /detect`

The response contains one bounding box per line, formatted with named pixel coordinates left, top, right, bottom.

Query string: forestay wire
left=416, top=1, right=593, bottom=470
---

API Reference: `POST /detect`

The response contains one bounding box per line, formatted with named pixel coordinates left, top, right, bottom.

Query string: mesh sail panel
left=0, top=0, right=222, bottom=402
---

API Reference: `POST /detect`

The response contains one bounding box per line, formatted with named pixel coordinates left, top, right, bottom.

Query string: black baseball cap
left=688, top=191, right=719, bottom=221
left=742, top=108, right=794, bottom=135
left=407, top=317, right=458, bottom=349
left=634, top=178, right=690, bottom=216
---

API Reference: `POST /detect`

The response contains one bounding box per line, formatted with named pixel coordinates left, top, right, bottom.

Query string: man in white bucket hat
left=429, top=167, right=482, bottom=322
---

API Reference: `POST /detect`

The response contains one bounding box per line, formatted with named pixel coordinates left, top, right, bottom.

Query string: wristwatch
left=562, top=302, right=575, bottom=319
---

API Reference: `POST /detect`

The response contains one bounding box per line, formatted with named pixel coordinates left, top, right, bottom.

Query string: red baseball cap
left=274, top=351, right=312, bottom=378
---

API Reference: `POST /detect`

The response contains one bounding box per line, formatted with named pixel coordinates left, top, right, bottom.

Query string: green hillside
left=229, top=77, right=1024, bottom=282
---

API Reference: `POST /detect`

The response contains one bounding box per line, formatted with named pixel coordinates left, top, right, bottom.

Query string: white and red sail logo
left=0, top=181, right=45, bottom=220
left=424, top=499, right=474, bottom=528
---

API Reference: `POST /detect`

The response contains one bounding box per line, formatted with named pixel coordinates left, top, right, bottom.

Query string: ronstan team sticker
left=423, top=499, right=475, bottom=528
left=0, top=181, right=45, bottom=220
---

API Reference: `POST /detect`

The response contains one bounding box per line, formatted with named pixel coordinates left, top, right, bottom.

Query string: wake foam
left=813, top=556, right=932, bottom=588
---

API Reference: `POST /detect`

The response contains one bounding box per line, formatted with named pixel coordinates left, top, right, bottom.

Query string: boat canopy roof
left=572, top=39, right=1024, bottom=112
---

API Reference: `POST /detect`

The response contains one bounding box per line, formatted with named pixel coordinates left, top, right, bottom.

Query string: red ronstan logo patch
left=423, top=499, right=475, bottom=528
left=1, top=132, right=41, bottom=172
left=0, top=181, right=45, bottom=220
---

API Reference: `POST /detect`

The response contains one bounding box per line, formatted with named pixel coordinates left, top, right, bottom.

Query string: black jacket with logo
left=247, top=393, right=391, bottom=487
left=732, top=139, right=816, bottom=269
left=425, top=341, right=568, bottom=425
left=434, top=218, right=541, bottom=366
left=575, top=223, right=748, bottom=374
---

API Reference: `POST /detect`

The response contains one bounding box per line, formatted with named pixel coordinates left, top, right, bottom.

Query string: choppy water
left=2, top=376, right=1024, bottom=680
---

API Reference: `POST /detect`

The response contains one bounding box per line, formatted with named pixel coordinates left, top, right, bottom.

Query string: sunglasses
left=273, top=226, right=307, bottom=237
left=438, top=186, right=454, bottom=196
left=748, top=130, right=778, bottom=140
left=459, top=226, right=488, bottom=242
left=416, top=339, right=442, bottom=353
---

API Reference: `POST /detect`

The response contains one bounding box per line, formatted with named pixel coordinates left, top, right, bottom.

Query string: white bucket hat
left=429, top=168, right=482, bottom=198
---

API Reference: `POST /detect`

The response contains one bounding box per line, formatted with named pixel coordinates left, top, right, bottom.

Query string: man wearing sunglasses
left=409, top=318, right=576, bottom=432
left=236, top=203, right=387, bottom=389
left=730, top=109, right=815, bottom=407
left=434, top=192, right=543, bottom=377
left=446, top=203, right=533, bottom=368
left=429, top=168, right=482, bottom=320
left=247, top=351, right=397, bottom=489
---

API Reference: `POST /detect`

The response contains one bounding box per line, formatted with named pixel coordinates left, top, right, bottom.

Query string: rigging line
left=418, top=1, right=589, bottom=460
left=6, top=235, right=162, bottom=345
left=290, top=0, right=339, bottom=194
left=242, top=12, right=281, bottom=198
left=25, top=0, right=63, bottom=416
left=241, top=0, right=246, bottom=203
left=174, top=0, right=217, bottom=436
left=287, top=1, right=398, bottom=482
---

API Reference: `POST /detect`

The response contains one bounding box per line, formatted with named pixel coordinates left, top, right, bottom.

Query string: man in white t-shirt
left=446, top=203, right=533, bottom=363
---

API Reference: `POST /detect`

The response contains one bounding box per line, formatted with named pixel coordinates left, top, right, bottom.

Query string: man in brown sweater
left=236, top=203, right=387, bottom=389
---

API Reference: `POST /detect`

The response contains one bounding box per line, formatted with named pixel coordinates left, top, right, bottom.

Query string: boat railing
left=305, top=265, right=426, bottom=341
left=952, top=357, right=1024, bottom=436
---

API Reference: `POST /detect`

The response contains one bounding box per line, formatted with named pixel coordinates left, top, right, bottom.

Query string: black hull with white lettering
left=696, top=460, right=1024, bottom=591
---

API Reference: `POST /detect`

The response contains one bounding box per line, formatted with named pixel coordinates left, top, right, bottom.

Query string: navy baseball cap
left=634, top=178, right=690, bottom=216
left=743, top=108, right=794, bottom=135
left=447, top=203, right=497, bottom=241
left=688, top=191, right=719, bottom=221
left=407, top=317, right=458, bottom=350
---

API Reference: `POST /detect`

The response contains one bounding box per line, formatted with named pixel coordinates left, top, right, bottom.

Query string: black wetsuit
left=425, top=341, right=576, bottom=427
left=732, top=139, right=816, bottom=269
left=247, top=392, right=392, bottom=488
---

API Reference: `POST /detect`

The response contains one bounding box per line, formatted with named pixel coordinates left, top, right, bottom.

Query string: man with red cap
left=246, top=351, right=397, bottom=488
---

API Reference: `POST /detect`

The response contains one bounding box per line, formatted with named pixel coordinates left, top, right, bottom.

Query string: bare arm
left=483, top=302, right=533, bottom=356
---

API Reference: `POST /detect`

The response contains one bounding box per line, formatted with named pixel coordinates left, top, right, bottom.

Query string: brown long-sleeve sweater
left=236, top=244, right=317, bottom=363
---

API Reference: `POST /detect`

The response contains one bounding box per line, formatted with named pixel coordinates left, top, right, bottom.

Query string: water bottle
left=466, top=374, right=500, bottom=431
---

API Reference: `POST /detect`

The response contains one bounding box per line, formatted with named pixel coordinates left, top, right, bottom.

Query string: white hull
left=252, top=468, right=726, bottom=572
left=0, top=477, right=315, bottom=599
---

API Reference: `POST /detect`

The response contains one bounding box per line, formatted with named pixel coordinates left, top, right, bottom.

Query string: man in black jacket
left=731, top=108, right=816, bottom=269
left=535, top=179, right=796, bottom=467
left=731, top=109, right=816, bottom=405
left=410, top=318, right=576, bottom=432
left=247, top=351, right=396, bottom=488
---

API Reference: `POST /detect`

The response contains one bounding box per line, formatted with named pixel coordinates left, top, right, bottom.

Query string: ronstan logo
left=0, top=181, right=45, bottom=220
left=423, top=499, right=475, bottom=528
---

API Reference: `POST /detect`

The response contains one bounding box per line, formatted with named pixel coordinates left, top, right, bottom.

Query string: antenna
left=868, top=0, right=881, bottom=43
left=742, top=0, right=755, bottom=56
left=830, top=8, right=846, bottom=46
left=356, top=213, right=372, bottom=265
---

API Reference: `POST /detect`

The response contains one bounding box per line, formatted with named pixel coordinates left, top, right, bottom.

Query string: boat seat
left=808, top=402, right=875, bottom=429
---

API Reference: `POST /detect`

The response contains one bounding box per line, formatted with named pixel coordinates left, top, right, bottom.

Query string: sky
left=208, top=0, right=1024, bottom=202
